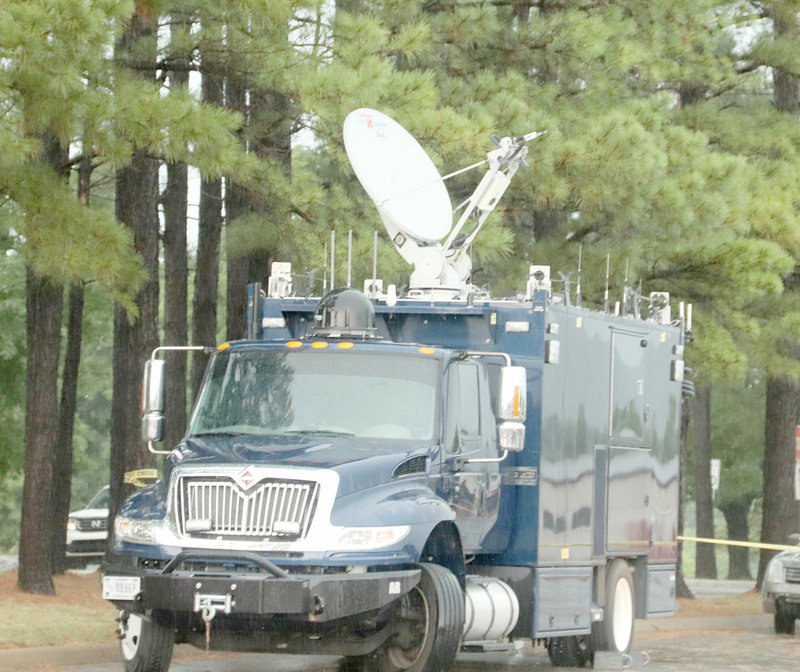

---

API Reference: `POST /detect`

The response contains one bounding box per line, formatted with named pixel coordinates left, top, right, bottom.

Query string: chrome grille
left=75, top=518, right=108, bottom=532
left=786, top=566, right=800, bottom=584
left=175, top=476, right=319, bottom=539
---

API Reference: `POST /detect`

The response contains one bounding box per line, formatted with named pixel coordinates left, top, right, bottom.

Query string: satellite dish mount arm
left=441, top=132, right=546, bottom=274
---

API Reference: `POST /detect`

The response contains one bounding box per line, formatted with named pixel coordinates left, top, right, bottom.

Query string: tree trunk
left=49, top=154, right=92, bottom=575
left=757, top=374, right=800, bottom=587
left=719, top=499, right=753, bottom=581
left=676, top=389, right=694, bottom=598
left=110, top=144, right=160, bottom=521
left=19, top=130, right=69, bottom=591
left=693, top=385, right=717, bottom=579
left=109, top=6, right=160, bottom=524
left=163, top=151, right=189, bottom=449
left=224, top=75, right=272, bottom=341
left=773, top=7, right=799, bottom=115
left=17, top=271, right=62, bottom=594
left=49, top=284, right=85, bottom=575
left=225, top=189, right=265, bottom=341
left=756, top=5, right=800, bottom=589
left=191, top=62, right=224, bottom=401
left=162, top=22, right=191, bottom=447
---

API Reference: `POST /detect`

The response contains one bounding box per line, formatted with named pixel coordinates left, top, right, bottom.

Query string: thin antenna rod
left=603, top=254, right=610, bottom=313
left=372, top=230, right=378, bottom=297
left=576, top=244, right=583, bottom=308
left=347, top=229, right=353, bottom=288
left=323, top=240, right=328, bottom=292
left=622, top=257, right=629, bottom=316
left=330, top=229, right=336, bottom=290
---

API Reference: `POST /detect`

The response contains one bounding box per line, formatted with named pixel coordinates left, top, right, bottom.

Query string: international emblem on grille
left=234, top=467, right=257, bottom=490
left=176, top=474, right=319, bottom=539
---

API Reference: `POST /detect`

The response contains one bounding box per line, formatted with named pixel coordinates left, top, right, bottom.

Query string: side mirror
left=141, top=359, right=165, bottom=444
left=497, top=366, right=526, bottom=453
left=498, top=421, right=525, bottom=453
left=498, top=366, right=527, bottom=422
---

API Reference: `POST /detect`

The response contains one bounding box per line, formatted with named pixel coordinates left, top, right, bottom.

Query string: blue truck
left=102, top=110, right=689, bottom=672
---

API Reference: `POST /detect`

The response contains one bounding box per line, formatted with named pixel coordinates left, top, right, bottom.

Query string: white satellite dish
left=343, top=109, right=452, bottom=245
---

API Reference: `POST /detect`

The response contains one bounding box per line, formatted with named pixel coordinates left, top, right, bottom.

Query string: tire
left=117, top=610, right=175, bottom=672
left=547, top=635, right=591, bottom=667
left=592, top=560, right=635, bottom=654
left=774, top=604, right=796, bottom=635
left=368, top=563, right=465, bottom=672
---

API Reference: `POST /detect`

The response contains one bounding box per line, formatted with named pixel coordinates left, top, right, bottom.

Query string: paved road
left=1, top=615, right=795, bottom=672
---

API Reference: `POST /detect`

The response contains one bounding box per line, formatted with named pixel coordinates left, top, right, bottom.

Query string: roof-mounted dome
left=314, top=288, right=376, bottom=338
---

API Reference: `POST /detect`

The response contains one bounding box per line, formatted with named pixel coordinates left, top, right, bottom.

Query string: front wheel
left=117, top=609, right=175, bottom=672
left=592, top=560, right=635, bottom=654
left=774, top=604, right=796, bottom=635
left=369, top=563, right=464, bottom=672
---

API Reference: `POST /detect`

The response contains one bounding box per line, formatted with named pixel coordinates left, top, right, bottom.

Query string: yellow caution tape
left=678, top=535, right=798, bottom=553
left=123, top=468, right=159, bottom=488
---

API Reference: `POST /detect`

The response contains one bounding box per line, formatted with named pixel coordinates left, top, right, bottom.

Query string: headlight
left=765, top=557, right=785, bottom=584
left=335, top=525, right=410, bottom=550
left=66, top=517, right=77, bottom=531
left=115, top=517, right=159, bottom=543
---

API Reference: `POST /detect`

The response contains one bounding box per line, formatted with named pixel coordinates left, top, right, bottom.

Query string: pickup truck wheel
left=547, top=635, right=590, bottom=667
left=774, top=604, right=796, bottom=635
left=592, top=559, right=634, bottom=654
left=371, top=563, right=464, bottom=672
left=118, top=610, right=174, bottom=672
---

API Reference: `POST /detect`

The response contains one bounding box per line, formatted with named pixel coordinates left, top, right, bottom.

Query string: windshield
left=87, top=486, right=109, bottom=510
left=189, top=348, right=439, bottom=442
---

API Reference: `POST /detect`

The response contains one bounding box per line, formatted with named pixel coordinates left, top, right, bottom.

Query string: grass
left=0, top=567, right=117, bottom=649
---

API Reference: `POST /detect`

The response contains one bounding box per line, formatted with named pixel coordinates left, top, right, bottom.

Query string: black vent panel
left=393, top=456, right=428, bottom=478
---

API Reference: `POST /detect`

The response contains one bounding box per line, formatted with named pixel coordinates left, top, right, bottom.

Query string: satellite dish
left=343, top=109, right=452, bottom=244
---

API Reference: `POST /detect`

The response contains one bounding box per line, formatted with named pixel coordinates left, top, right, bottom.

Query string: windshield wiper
left=283, top=429, right=355, bottom=437
left=190, top=430, right=248, bottom=438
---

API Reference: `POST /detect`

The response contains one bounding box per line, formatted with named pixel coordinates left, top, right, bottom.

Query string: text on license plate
left=102, top=576, right=141, bottom=601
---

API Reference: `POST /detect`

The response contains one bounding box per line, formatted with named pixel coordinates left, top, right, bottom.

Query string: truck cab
left=105, top=290, right=528, bottom=672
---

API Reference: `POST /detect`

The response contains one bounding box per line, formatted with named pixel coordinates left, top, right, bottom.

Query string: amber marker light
left=217, top=343, right=230, bottom=351
left=418, top=347, right=436, bottom=355
left=337, top=342, right=355, bottom=349
left=311, top=341, right=329, bottom=349
left=514, top=386, right=521, bottom=418
left=286, top=341, right=303, bottom=349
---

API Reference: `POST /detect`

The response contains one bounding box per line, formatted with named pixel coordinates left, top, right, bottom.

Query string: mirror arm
left=464, top=450, right=509, bottom=465
left=147, top=440, right=172, bottom=456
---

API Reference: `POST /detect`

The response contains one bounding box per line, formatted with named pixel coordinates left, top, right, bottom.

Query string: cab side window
left=445, top=362, right=481, bottom=454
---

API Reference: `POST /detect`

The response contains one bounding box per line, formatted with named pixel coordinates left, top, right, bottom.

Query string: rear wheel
left=118, top=610, right=174, bottom=672
left=774, top=604, right=796, bottom=635
left=367, top=563, right=464, bottom=672
left=592, top=560, right=635, bottom=654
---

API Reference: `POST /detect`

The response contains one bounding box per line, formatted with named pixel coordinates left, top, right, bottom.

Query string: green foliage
left=0, top=248, right=26, bottom=478
left=711, top=376, right=765, bottom=507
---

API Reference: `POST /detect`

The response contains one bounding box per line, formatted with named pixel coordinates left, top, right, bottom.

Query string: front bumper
left=104, top=549, right=420, bottom=623
left=761, top=580, right=800, bottom=613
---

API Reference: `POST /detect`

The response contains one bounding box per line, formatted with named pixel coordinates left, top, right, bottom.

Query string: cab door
left=438, top=360, right=501, bottom=553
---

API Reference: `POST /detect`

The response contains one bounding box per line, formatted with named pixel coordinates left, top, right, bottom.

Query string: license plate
left=102, top=576, right=141, bottom=601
